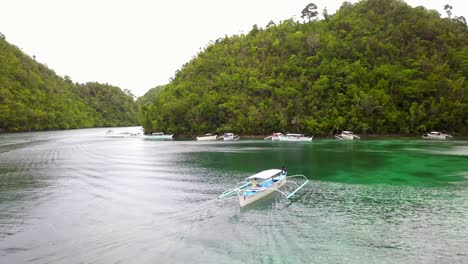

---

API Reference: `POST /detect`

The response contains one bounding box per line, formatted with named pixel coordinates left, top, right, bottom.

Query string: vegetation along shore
left=1, top=0, right=467, bottom=136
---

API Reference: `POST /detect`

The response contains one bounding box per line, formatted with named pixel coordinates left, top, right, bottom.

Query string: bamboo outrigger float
left=217, top=169, right=309, bottom=207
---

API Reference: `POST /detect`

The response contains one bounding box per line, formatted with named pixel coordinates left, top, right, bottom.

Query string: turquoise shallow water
left=0, top=128, right=467, bottom=263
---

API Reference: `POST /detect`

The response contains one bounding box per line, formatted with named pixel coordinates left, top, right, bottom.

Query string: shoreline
left=2, top=128, right=466, bottom=139
left=174, top=133, right=466, bottom=140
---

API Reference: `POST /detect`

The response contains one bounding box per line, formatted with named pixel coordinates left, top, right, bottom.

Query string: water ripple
left=0, top=129, right=467, bottom=263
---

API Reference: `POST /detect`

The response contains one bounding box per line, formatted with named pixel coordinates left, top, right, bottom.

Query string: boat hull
left=335, top=133, right=360, bottom=140
left=223, top=135, right=240, bottom=141
left=196, top=135, right=218, bottom=141
left=336, top=135, right=355, bottom=140
left=238, top=179, right=286, bottom=207
left=265, top=133, right=283, bottom=141
left=422, top=134, right=452, bottom=140
left=144, top=135, right=173, bottom=140
left=278, top=136, right=312, bottom=142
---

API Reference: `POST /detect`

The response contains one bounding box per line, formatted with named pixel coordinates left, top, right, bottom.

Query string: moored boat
left=264, top=132, right=283, bottom=140
left=278, top=133, right=313, bottom=142
left=196, top=133, right=218, bottom=141
left=144, top=132, right=173, bottom=140
left=335, top=131, right=360, bottom=140
left=422, top=131, right=452, bottom=140
left=218, top=168, right=309, bottom=207
left=220, top=133, right=240, bottom=141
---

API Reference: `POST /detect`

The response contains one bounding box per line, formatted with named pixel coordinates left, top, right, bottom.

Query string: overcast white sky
left=1, top=0, right=466, bottom=96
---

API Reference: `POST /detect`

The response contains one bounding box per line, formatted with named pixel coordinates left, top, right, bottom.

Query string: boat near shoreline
left=264, top=132, right=283, bottom=140
left=278, top=133, right=313, bottom=142
left=196, top=133, right=218, bottom=141
left=422, top=131, right=452, bottom=140
left=219, top=133, right=240, bottom=141
left=144, top=132, right=173, bottom=140
left=335, top=131, right=360, bottom=140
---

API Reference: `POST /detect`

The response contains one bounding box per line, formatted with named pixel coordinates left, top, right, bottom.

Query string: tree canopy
left=141, top=0, right=468, bottom=136
left=301, top=3, right=318, bottom=22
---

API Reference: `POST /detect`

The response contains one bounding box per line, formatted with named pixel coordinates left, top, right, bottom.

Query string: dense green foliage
left=136, top=86, right=164, bottom=127
left=0, top=36, right=138, bottom=132
left=136, top=86, right=164, bottom=107
left=142, top=0, right=468, bottom=136
left=72, top=83, right=138, bottom=127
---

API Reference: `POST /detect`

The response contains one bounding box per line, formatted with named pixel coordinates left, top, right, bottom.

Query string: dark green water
left=0, top=127, right=467, bottom=263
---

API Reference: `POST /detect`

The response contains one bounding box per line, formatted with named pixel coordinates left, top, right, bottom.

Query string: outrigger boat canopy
left=245, top=169, right=281, bottom=180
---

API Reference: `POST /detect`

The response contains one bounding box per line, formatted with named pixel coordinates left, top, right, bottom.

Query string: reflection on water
left=0, top=128, right=467, bottom=263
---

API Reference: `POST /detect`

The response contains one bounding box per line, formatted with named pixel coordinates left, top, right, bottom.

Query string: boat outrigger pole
left=243, top=174, right=309, bottom=200
left=285, top=174, right=309, bottom=199
left=217, top=181, right=250, bottom=199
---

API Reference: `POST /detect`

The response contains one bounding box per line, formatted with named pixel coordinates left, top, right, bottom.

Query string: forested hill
left=141, top=0, right=468, bottom=136
left=0, top=35, right=138, bottom=132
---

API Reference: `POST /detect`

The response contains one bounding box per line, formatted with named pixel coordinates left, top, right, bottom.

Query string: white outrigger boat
left=217, top=169, right=309, bottom=207
left=278, top=133, right=313, bottom=142
left=144, top=132, right=173, bottom=140
left=264, top=132, right=283, bottom=140
left=219, top=132, right=240, bottom=141
left=335, top=131, right=360, bottom=140
left=422, top=131, right=452, bottom=140
left=196, top=133, right=218, bottom=141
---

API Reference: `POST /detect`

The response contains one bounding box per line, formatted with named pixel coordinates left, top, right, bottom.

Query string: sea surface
left=0, top=127, right=467, bottom=263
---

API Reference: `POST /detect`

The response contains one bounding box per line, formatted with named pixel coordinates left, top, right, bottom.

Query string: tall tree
left=444, top=4, right=453, bottom=18
left=301, top=3, right=318, bottom=22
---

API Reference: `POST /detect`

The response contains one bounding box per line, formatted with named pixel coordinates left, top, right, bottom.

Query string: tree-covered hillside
left=136, top=86, right=164, bottom=107
left=137, top=85, right=165, bottom=128
left=0, top=35, right=138, bottom=132
left=141, top=0, right=468, bottom=136
left=72, top=82, right=138, bottom=127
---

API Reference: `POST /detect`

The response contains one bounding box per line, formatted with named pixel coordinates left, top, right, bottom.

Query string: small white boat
left=335, top=131, right=360, bottom=140
left=278, top=133, right=313, bottom=142
left=422, top=131, right=452, bottom=140
left=220, top=133, right=240, bottom=141
left=264, top=132, right=283, bottom=140
left=196, top=133, right=218, bottom=141
left=144, top=132, right=173, bottom=140
left=218, top=169, right=309, bottom=207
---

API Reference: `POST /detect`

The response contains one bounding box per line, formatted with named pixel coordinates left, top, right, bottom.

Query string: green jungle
left=0, top=34, right=139, bottom=132
left=1, top=0, right=467, bottom=135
